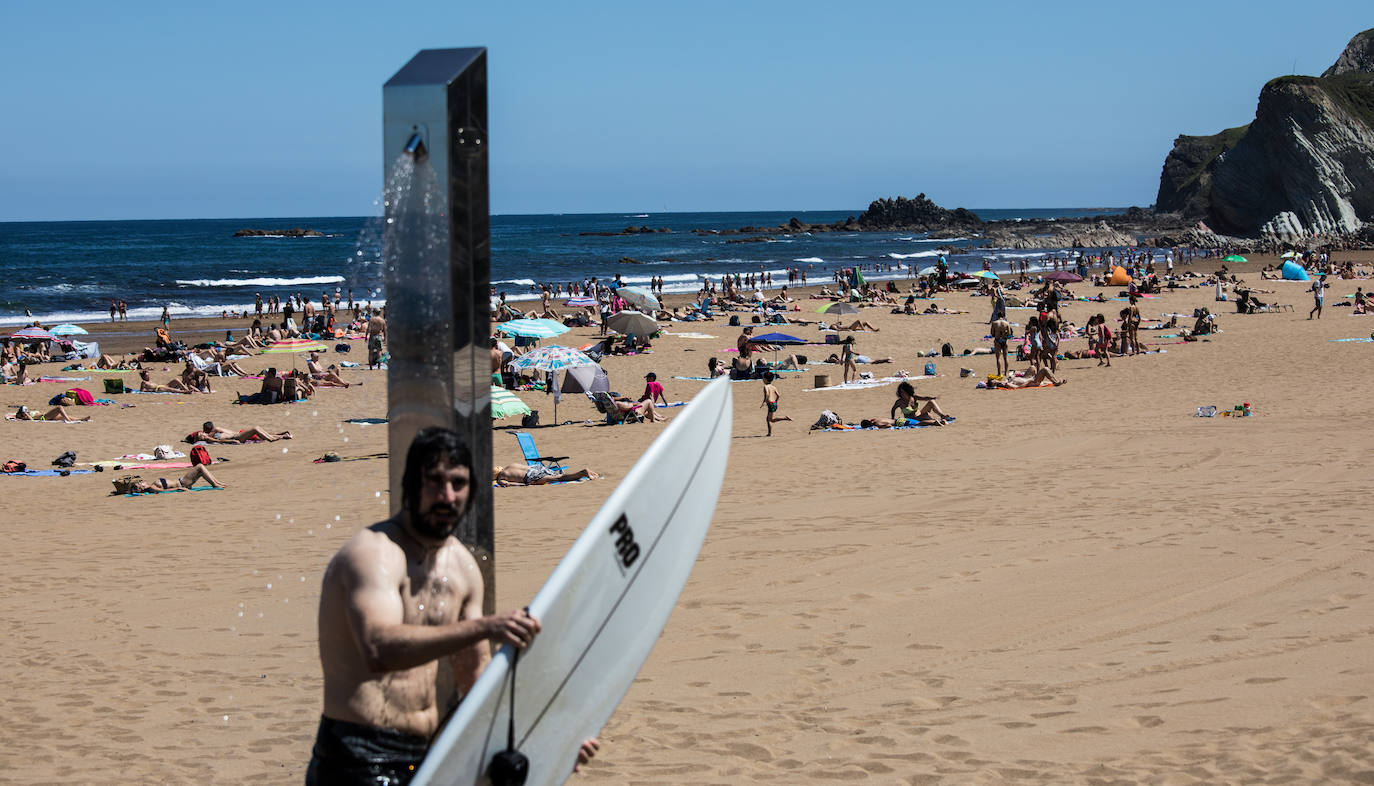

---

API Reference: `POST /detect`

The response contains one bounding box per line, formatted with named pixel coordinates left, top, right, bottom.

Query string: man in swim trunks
left=492, top=462, right=601, bottom=486
left=310, top=428, right=597, bottom=785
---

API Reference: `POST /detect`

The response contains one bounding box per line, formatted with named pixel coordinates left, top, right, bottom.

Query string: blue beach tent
left=1280, top=260, right=1310, bottom=281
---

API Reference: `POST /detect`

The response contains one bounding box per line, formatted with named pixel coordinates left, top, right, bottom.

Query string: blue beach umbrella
left=747, top=332, right=807, bottom=345
left=616, top=286, right=659, bottom=312
left=50, top=324, right=89, bottom=336
left=495, top=318, right=570, bottom=340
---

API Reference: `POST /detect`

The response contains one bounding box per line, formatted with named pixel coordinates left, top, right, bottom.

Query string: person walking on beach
left=761, top=372, right=790, bottom=436
left=161, top=305, right=171, bottom=328
left=1309, top=274, right=1327, bottom=320
left=840, top=336, right=859, bottom=384
left=110, top=300, right=118, bottom=322
left=991, top=318, right=1012, bottom=377
left=308, top=428, right=597, bottom=784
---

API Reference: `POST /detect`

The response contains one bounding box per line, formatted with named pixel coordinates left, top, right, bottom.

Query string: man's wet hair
left=401, top=427, right=474, bottom=515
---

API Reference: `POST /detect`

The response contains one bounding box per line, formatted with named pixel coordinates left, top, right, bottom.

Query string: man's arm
left=339, top=535, right=537, bottom=673
left=448, top=589, right=492, bottom=697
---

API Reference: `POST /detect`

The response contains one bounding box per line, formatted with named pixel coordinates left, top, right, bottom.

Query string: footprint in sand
left=1244, top=677, right=1287, bottom=684
left=1133, top=715, right=1165, bottom=728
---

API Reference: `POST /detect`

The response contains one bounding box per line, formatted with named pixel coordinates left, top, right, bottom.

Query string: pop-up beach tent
left=1280, top=260, right=1310, bottom=281
left=1108, top=266, right=1133, bottom=285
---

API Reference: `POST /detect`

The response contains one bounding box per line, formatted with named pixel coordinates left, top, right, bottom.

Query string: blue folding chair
left=509, top=431, right=568, bottom=472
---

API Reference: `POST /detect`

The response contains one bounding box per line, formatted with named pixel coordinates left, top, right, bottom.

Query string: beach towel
left=343, top=417, right=389, bottom=424
left=665, top=332, right=717, bottom=339
left=818, top=417, right=956, bottom=432
left=1329, top=337, right=1374, bottom=342
left=122, top=486, right=223, bottom=497
left=312, top=452, right=387, bottom=464
left=39, top=376, right=92, bottom=383
left=0, top=469, right=95, bottom=477
left=4, top=414, right=87, bottom=423
left=804, top=374, right=935, bottom=392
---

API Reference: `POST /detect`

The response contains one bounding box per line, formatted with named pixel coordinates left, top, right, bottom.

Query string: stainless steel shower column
left=382, top=47, right=493, bottom=612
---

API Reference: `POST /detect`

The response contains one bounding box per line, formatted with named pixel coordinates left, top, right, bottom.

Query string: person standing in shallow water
left=308, top=428, right=597, bottom=785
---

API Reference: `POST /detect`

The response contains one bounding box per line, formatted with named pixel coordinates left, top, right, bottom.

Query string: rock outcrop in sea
left=233, top=228, right=324, bottom=237
left=1154, top=28, right=1374, bottom=241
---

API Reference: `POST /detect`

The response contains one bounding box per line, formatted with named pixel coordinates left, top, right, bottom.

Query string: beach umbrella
left=560, top=364, right=610, bottom=396
left=564, top=297, right=597, bottom=307
left=510, top=345, right=598, bottom=373
left=747, top=332, right=807, bottom=345
left=50, top=324, right=88, bottom=336
left=10, top=326, right=56, bottom=341
left=1043, top=271, right=1084, bottom=283
left=605, top=310, right=658, bottom=337
left=817, top=301, right=860, bottom=315
left=495, top=318, right=569, bottom=340
left=1222, top=254, right=1248, bottom=263
left=490, top=386, right=531, bottom=420
left=972, top=270, right=1000, bottom=280
left=918, top=265, right=939, bottom=276
left=616, top=286, right=659, bottom=312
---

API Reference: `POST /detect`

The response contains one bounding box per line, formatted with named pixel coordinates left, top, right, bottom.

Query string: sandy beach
left=3, top=252, right=1374, bottom=784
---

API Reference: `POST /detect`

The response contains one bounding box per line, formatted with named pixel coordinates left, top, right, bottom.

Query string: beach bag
left=334, top=343, right=350, bottom=353
left=154, top=444, right=177, bottom=460
left=923, top=361, right=937, bottom=377
left=728, top=315, right=740, bottom=327
left=2, top=460, right=26, bottom=474
left=51, top=450, right=76, bottom=468
left=941, top=343, right=953, bottom=357
left=189, top=445, right=212, bottom=466
left=521, top=411, right=540, bottom=428
left=112, top=475, right=142, bottom=495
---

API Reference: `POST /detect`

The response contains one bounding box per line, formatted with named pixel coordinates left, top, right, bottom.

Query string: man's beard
left=410, top=502, right=464, bottom=541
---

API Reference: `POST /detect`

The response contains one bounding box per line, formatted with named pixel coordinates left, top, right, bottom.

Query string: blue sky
left=1, top=2, right=1367, bottom=220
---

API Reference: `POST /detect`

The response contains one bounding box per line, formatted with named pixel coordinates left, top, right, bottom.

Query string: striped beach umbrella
left=564, top=297, right=597, bottom=307
left=263, top=338, right=328, bottom=354
left=616, top=286, right=659, bottom=312
left=972, top=270, right=1000, bottom=280
left=490, top=386, right=531, bottom=419
left=509, top=345, right=598, bottom=373
left=50, top=324, right=89, bottom=336
left=10, top=326, right=56, bottom=341
left=495, top=318, right=569, bottom=339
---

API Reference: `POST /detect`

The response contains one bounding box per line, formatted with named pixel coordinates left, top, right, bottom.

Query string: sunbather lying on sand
left=13, top=404, right=89, bottom=422
left=306, top=352, right=350, bottom=387
left=187, top=421, right=292, bottom=443
left=493, top=463, right=601, bottom=486
left=922, top=305, right=970, bottom=315
left=989, top=368, right=1066, bottom=388
left=139, top=369, right=195, bottom=394
left=831, top=320, right=880, bottom=331
left=129, top=464, right=225, bottom=493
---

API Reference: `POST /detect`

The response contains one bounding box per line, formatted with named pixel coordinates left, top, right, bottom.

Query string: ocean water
left=0, top=208, right=1124, bottom=326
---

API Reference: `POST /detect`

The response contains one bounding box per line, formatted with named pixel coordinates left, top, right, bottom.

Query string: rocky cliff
left=1154, top=28, right=1374, bottom=240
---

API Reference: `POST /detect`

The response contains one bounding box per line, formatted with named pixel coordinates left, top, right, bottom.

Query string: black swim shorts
left=305, top=715, right=430, bottom=786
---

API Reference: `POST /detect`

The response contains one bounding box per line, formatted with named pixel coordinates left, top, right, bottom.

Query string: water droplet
left=252, top=570, right=259, bottom=576
left=343, top=437, right=349, bottom=443
left=301, top=576, right=306, bottom=582
left=326, top=523, right=331, bottom=529
left=312, top=410, right=318, bottom=417
left=257, top=612, right=264, bottom=618
left=266, top=583, right=272, bottom=589
left=282, top=447, right=289, bottom=454
left=375, top=491, right=381, bottom=497
left=307, top=529, right=313, bottom=535
left=276, top=513, right=282, bottom=520
left=238, top=611, right=244, bottom=617
left=223, top=715, right=229, bottom=723
left=418, top=604, right=424, bottom=611
left=334, top=515, right=341, bottom=521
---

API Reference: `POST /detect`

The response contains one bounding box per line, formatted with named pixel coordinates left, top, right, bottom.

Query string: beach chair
left=509, top=431, right=568, bottom=472
left=588, top=391, right=643, bottom=425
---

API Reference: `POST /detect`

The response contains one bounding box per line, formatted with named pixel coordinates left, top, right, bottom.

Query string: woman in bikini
left=14, top=404, right=89, bottom=422
left=129, top=464, right=226, bottom=493
left=889, top=381, right=952, bottom=426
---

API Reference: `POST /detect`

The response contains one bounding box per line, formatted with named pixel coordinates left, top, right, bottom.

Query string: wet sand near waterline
left=2, top=252, right=1374, bottom=783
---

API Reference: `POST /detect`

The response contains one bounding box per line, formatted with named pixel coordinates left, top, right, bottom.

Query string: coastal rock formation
left=579, top=226, right=671, bottom=237
left=856, top=194, right=983, bottom=232
left=233, top=228, right=324, bottom=237
left=983, top=220, right=1137, bottom=250
left=1322, top=28, right=1374, bottom=77
left=1155, top=28, right=1374, bottom=240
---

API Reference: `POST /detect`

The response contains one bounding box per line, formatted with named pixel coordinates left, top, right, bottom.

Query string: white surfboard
left=412, top=376, right=733, bottom=786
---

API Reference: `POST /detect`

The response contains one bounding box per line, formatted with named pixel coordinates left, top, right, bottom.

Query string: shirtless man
left=367, top=310, right=387, bottom=369
left=306, top=352, right=350, bottom=387
left=493, top=462, right=600, bottom=486
left=189, top=421, right=292, bottom=443
left=310, top=428, right=597, bottom=783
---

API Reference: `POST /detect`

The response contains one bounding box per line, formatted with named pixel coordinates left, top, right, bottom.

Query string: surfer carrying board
left=308, top=427, right=597, bottom=785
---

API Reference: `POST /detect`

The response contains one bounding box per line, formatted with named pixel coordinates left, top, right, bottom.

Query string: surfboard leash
left=488, top=647, right=530, bottom=785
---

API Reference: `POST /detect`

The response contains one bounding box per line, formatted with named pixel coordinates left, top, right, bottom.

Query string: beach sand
left=3, top=253, right=1373, bottom=783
